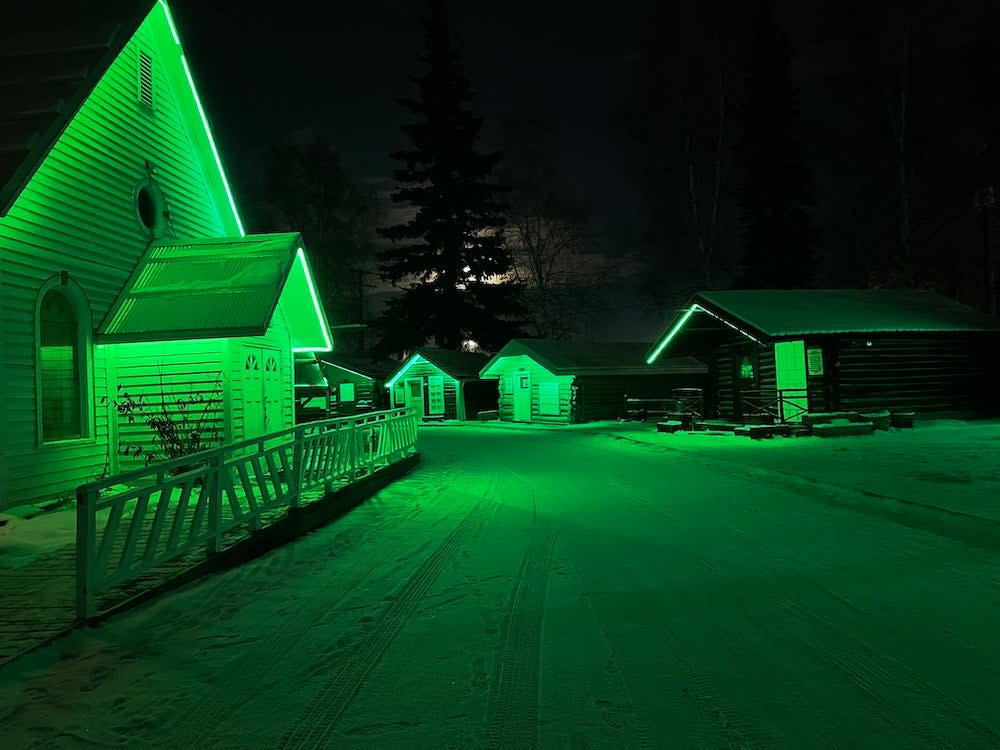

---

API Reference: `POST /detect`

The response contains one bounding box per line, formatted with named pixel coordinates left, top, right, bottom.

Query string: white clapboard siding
left=0, top=8, right=233, bottom=510
left=106, top=339, right=227, bottom=473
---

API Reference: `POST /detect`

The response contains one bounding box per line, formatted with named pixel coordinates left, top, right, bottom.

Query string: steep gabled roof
left=481, top=339, right=707, bottom=377
left=96, top=233, right=332, bottom=350
left=0, top=1, right=158, bottom=216
left=385, top=347, right=491, bottom=389
left=415, top=347, right=491, bottom=380
left=647, top=289, right=1000, bottom=363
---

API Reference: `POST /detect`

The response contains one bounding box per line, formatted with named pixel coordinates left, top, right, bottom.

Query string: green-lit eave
left=156, top=0, right=244, bottom=236
left=480, top=350, right=559, bottom=380
left=281, top=247, right=333, bottom=352
left=646, top=301, right=766, bottom=364
left=385, top=354, right=460, bottom=391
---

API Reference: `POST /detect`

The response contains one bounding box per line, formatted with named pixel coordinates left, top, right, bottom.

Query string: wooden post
left=206, top=453, right=223, bottom=554
left=75, top=486, right=95, bottom=621
left=291, top=426, right=305, bottom=509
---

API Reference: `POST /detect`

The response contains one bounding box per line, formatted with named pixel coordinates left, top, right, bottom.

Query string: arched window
left=37, top=285, right=87, bottom=442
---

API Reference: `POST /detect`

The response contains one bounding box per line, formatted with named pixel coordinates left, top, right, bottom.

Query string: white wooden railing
left=75, top=408, right=418, bottom=619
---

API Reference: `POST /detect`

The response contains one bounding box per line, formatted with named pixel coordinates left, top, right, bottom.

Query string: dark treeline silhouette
left=375, top=0, right=522, bottom=357
left=629, top=0, right=1000, bottom=314
left=242, top=135, right=381, bottom=335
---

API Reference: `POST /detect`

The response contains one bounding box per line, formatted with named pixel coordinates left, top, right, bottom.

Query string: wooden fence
left=75, top=408, right=418, bottom=619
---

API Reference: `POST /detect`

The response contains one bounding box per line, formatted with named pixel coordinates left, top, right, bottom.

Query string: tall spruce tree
left=376, top=0, right=521, bottom=356
left=737, top=0, right=815, bottom=288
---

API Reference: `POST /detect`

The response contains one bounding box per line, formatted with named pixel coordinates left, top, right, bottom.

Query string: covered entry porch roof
left=97, top=232, right=332, bottom=351
left=646, top=289, right=1000, bottom=364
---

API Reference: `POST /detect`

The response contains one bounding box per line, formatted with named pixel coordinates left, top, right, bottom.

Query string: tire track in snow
left=158, top=467, right=466, bottom=635
left=558, top=543, right=656, bottom=750
left=611, top=479, right=1000, bottom=749
left=605, top=479, right=796, bottom=749
left=153, top=469, right=479, bottom=749
left=775, top=596, right=1000, bottom=750
left=275, top=485, right=502, bottom=750
left=700, top=484, right=1000, bottom=746
left=479, top=470, right=556, bottom=750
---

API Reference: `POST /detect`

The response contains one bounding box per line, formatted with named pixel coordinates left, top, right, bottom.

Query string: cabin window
left=538, top=382, right=560, bottom=416
left=138, top=51, right=154, bottom=109
left=38, top=287, right=86, bottom=442
left=738, top=354, right=755, bottom=381
left=340, top=383, right=356, bottom=402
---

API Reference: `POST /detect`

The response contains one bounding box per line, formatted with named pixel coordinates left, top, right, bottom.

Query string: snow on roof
left=413, top=347, right=491, bottom=380
left=319, top=355, right=397, bottom=381
left=482, top=339, right=707, bottom=377
left=695, top=289, right=1000, bottom=338
left=97, top=232, right=331, bottom=349
left=0, top=1, right=157, bottom=216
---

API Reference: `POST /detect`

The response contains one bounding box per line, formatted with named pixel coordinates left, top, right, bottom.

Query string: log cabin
left=480, top=339, right=707, bottom=423
left=385, top=348, right=497, bottom=420
left=646, top=289, right=1000, bottom=422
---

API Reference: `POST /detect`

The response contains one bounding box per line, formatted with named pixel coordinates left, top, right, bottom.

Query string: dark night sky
left=170, top=0, right=648, bottom=254
left=168, top=1, right=1000, bottom=337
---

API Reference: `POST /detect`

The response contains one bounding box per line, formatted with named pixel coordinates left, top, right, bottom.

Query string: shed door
left=427, top=375, right=445, bottom=416
left=242, top=347, right=264, bottom=439
left=774, top=340, right=808, bottom=422
left=404, top=377, right=425, bottom=417
left=262, top=351, right=283, bottom=432
left=512, top=370, right=532, bottom=422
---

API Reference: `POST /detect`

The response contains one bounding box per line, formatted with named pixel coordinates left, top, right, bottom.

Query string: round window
left=137, top=187, right=156, bottom=229
left=134, top=178, right=166, bottom=237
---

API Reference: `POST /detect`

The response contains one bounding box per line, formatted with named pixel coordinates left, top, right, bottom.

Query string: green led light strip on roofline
left=293, top=246, right=333, bottom=352
left=160, top=0, right=244, bottom=237
left=646, top=303, right=762, bottom=364
left=384, top=354, right=426, bottom=391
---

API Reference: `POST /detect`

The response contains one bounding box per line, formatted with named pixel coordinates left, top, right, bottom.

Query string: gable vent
left=138, top=51, right=154, bottom=108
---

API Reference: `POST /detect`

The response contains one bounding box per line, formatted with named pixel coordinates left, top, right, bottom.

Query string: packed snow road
left=2, top=424, right=1000, bottom=749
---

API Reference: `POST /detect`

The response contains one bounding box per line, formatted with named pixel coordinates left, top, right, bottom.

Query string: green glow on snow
left=179, top=56, right=244, bottom=236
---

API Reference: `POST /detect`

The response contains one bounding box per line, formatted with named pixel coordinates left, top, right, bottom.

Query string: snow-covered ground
left=2, top=423, right=1000, bottom=749
left=606, top=418, right=1000, bottom=521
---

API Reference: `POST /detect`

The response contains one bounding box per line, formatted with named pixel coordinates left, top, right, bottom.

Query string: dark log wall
left=833, top=335, right=998, bottom=416
left=463, top=379, right=500, bottom=418
left=327, top=368, right=377, bottom=415
left=575, top=373, right=707, bottom=422
left=712, top=338, right=773, bottom=420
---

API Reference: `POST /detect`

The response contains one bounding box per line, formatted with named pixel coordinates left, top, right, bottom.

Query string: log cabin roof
left=647, top=289, right=1000, bottom=363
left=0, top=1, right=158, bottom=216
left=481, top=339, right=707, bottom=378
left=413, top=347, right=491, bottom=380
left=319, top=355, right=397, bottom=382
left=696, top=289, right=1000, bottom=338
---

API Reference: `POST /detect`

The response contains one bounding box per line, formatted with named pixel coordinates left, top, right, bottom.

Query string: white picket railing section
left=75, top=408, right=419, bottom=619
